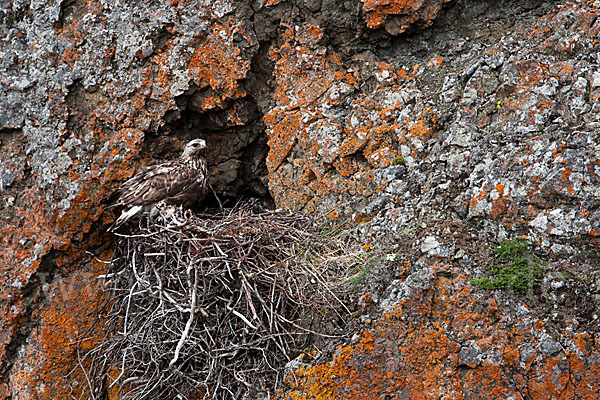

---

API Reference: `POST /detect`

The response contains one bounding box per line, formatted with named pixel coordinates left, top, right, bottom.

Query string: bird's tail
left=108, top=205, right=143, bottom=232
left=102, top=188, right=124, bottom=208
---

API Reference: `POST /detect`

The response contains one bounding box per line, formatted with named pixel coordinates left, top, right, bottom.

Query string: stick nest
left=83, top=203, right=351, bottom=400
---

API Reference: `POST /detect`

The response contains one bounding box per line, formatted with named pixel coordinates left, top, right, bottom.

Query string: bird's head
left=182, top=139, right=207, bottom=157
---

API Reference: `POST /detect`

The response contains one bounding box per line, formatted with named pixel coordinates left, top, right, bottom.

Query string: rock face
left=1, top=0, right=599, bottom=398
left=286, top=264, right=600, bottom=400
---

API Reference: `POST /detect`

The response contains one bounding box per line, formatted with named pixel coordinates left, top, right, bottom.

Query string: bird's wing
left=116, top=160, right=200, bottom=206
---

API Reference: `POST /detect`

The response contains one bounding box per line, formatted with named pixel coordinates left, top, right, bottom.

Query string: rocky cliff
left=1, top=0, right=599, bottom=398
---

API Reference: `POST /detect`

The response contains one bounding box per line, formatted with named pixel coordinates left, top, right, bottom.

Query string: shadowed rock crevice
left=147, top=25, right=281, bottom=206
left=55, top=0, right=85, bottom=30
left=158, top=84, right=270, bottom=206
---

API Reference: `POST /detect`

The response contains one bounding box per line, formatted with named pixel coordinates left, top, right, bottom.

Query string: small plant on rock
left=470, top=238, right=544, bottom=297
left=392, top=155, right=405, bottom=166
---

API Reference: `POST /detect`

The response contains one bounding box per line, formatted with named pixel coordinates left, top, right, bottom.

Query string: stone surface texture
left=1, top=0, right=599, bottom=398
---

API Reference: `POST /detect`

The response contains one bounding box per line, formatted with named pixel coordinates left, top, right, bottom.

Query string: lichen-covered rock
left=362, top=0, right=453, bottom=35
left=286, top=263, right=600, bottom=400
left=8, top=259, right=106, bottom=400
left=265, top=0, right=600, bottom=263
left=1, top=0, right=600, bottom=398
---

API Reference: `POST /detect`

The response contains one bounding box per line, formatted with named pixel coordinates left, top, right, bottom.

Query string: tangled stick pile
left=82, top=204, right=352, bottom=400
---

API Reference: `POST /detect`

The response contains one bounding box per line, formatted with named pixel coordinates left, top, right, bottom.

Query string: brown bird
left=108, top=139, right=208, bottom=231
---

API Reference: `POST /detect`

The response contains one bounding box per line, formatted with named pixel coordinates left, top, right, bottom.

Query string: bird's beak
left=198, top=139, right=206, bottom=149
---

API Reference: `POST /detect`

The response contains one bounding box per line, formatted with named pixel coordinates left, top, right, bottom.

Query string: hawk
left=108, top=138, right=208, bottom=231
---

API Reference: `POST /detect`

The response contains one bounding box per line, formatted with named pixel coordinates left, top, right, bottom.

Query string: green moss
left=470, top=239, right=544, bottom=297
left=392, top=155, right=405, bottom=166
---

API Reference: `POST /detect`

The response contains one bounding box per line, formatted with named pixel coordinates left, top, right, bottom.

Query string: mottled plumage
left=109, top=139, right=208, bottom=231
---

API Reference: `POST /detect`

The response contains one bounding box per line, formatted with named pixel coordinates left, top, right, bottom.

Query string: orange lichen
left=407, top=109, right=440, bottom=139
left=489, top=183, right=513, bottom=221
left=362, top=0, right=416, bottom=29
left=469, top=187, right=488, bottom=209
left=187, top=22, right=251, bottom=103
left=531, top=2, right=600, bottom=53
left=298, top=24, right=324, bottom=44
left=427, top=57, right=443, bottom=69
left=560, top=166, right=575, bottom=195
left=362, top=0, right=451, bottom=34
left=1, top=127, right=145, bottom=398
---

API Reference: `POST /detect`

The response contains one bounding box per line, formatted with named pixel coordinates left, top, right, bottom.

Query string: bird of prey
left=108, top=138, right=208, bottom=231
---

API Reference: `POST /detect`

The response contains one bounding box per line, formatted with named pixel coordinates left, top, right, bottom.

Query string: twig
left=170, top=266, right=198, bottom=368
